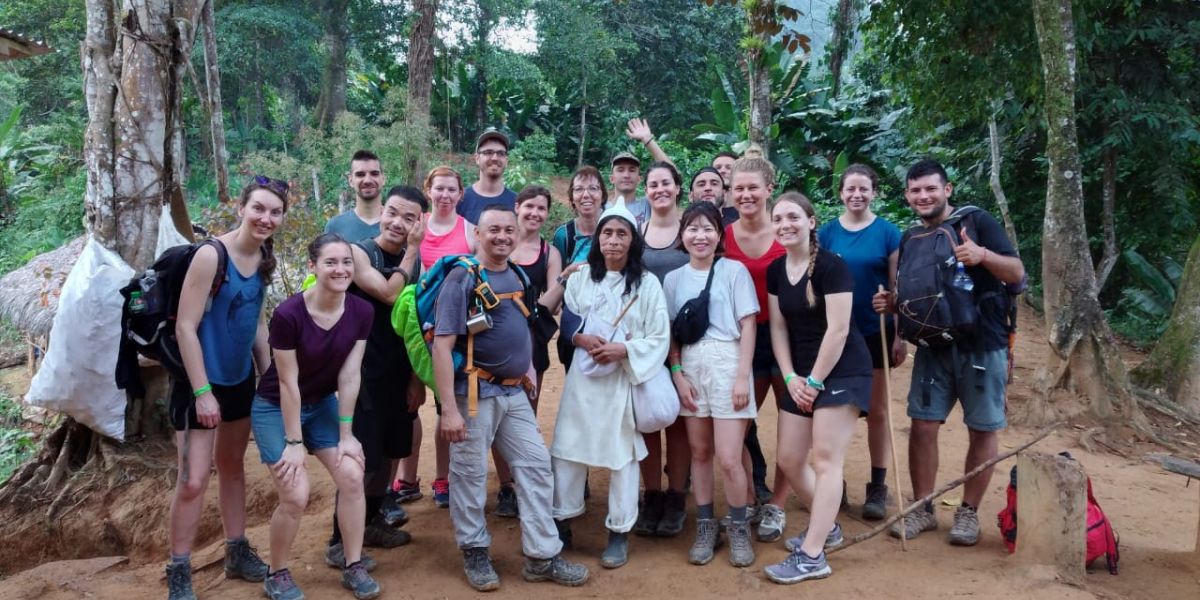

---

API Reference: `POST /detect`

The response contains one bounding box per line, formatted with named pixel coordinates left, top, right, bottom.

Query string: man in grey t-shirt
left=431, top=206, right=588, bottom=592
left=325, top=149, right=384, bottom=242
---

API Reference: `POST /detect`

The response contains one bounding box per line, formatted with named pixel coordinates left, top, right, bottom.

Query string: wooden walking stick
left=878, top=284, right=908, bottom=552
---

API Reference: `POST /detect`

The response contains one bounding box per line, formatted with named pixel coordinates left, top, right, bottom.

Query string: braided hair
left=774, top=191, right=819, bottom=307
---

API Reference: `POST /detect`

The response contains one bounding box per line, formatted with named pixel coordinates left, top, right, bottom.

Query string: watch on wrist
left=284, top=438, right=303, bottom=446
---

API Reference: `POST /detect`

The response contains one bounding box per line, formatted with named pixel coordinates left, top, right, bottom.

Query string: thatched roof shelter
left=0, top=28, right=52, bottom=62
left=0, top=236, right=84, bottom=338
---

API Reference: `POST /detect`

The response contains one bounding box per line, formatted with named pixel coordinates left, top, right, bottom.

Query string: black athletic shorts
left=751, top=322, right=782, bottom=378
left=169, top=373, right=256, bottom=431
left=776, top=374, right=872, bottom=418
left=356, top=375, right=416, bottom=473
left=864, top=322, right=899, bottom=371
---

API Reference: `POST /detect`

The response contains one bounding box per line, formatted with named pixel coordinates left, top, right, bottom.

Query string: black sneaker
left=462, top=547, right=500, bottom=592
left=363, top=516, right=412, bottom=548
left=165, top=562, right=196, bottom=600
left=633, top=490, right=665, bottom=536
left=341, top=561, right=381, bottom=599
left=494, top=484, right=519, bottom=518
left=380, top=492, right=409, bottom=527
left=863, top=482, right=888, bottom=521
left=521, top=554, right=590, bottom=586
left=224, top=538, right=269, bottom=582
left=656, top=490, right=686, bottom=537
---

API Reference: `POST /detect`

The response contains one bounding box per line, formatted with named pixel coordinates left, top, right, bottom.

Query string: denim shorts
left=251, top=394, right=340, bottom=464
left=907, top=346, right=1008, bottom=431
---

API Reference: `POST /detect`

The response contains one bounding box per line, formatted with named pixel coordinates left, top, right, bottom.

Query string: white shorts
left=678, top=339, right=756, bottom=420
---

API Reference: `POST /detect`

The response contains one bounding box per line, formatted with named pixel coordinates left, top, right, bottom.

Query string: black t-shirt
left=766, top=252, right=872, bottom=380
left=899, top=208, right=1017, bottom=351
left=349, top=240, right=414, bottom=383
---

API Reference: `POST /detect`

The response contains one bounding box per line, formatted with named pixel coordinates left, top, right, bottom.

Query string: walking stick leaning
left=878, top=284, right=908, bottom=552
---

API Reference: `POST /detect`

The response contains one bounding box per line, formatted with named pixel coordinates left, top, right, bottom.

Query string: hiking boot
left=224, top=537, right=269, bottom=582
left=688, top=518, right=721, bottom=565
left=764, top=549, right=832, bottom=584
left=784, top=522, right=845, bottom=553
left=720, top=503, right=761, bottom=532
left=364, top=517, right=412, bottom=548
left=890, top=508, right=938, bottom=540
left=555, top=519, right=574, bottom=550
left=656, top=490, right=687, bottom=537
left=727, top=520, right=756, bottom=567
left=494, top=484, right=519, bottom=518
left=948, top=505, right=980, bottom=546
left=165, top=562, right=196, bottom=600
left=341, top=561, right=381, bottom=600
left=756, top=503, right=786, bottom=542
left=462, top=547, right=500, bottom=592
left=754, top=480, right=773, bottom=505
left=263, top=568, right=304, bottom=600
left=632, top=490, right=665, bottom=536
left=599, top=530, right=629, bottom=569
left=394, top=479, right=422, bottom=503
left=324, top=543, right=378, bottom=572
left=380, top=492, right=409, bottom=527
left=521, top=554, right=590, bottom=586
left=863, top=483, right=889, bottom=521
left=432, top=478, right=450, bottom=508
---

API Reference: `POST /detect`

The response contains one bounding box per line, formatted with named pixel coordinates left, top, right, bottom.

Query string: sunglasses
left=253, top=175, right=290, bottom=199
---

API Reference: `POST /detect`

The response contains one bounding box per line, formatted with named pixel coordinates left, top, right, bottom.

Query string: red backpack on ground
left=996, top=452, right=1119, bottom=574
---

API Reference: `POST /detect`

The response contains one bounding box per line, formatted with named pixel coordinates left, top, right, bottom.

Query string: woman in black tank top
left=513, top=186, right=563, bottom=382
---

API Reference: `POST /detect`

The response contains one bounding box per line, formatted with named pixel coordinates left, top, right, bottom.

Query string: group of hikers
left=159, top=119, right=1025, bottom=600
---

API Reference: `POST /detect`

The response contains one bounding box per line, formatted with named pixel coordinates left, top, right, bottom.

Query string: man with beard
left=326, top=150, right=386, bottom=242
left=458, top=131, right=518, bottom=225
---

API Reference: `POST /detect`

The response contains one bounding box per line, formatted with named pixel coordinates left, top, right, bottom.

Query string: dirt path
left=1, top=312, right=1198, bottom=599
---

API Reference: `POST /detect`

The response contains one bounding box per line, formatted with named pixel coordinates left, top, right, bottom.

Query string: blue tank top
left=197, top=253, right=265, bottom=385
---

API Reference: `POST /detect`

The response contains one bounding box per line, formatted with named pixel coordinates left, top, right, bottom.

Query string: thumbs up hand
left=954, top=226, right=987, bottom=266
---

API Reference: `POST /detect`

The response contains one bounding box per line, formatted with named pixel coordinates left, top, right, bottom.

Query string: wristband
left=284, top=438, right=303, bottom=446
left=193, top=384, right=212, bottom=398
left=556, top=274, right=569, bottom=287
left=784, top=372, right=799, bottom=385
left=338, top=415, right=354, bottom=423
left=669, top=364, right=683, bottom=374
left=805, top=375, right=825, bottom=391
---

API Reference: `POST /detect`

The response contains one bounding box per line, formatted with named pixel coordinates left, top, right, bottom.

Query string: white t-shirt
left=664, top=258, right=759, bottom=342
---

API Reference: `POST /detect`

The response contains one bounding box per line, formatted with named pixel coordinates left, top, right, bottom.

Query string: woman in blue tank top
left=164, top=176, right=287, bottom=600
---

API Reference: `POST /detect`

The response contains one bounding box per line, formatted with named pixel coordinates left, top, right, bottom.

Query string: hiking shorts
left=356, top=375, right=416, bottom=472
left=907, top=346, right=1007, bottom=431
left=169, top=373, right=255, bottom=431
left=777, top=374, right=872, bottom=418
left=251, top=394, right=340, bottom=464
left=751, top=322, right=782, bottom=378
left=678, top=339, right=756, bottom=419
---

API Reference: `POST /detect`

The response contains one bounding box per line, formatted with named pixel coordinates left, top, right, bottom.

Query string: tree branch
left=1096, top=145, right=1118, bottom=290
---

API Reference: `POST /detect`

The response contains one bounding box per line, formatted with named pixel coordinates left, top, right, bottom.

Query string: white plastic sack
left=26, top=236, right=135, bottom=440
left=156, top=203, right=191, bottom=253
left=632, top=365, right=679, bottom=433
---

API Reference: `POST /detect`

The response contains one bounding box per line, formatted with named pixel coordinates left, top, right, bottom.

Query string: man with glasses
left=458, top=130, right=518, bottom=225
left=326, top=149, right=386, bottom=242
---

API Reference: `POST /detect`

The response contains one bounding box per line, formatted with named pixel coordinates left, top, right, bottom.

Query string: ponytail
left=259, top=236, right=277, bottom=279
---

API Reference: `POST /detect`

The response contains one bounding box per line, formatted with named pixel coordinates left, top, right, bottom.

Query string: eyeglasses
left=572, top=185, right=601, bottom=194
left=478, top=149, right=508, bottom=158
left=253, top=175, right=290, bottom=199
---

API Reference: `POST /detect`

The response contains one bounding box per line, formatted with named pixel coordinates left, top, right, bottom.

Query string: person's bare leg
left=639, top=430, right=663, bottom=491
left=664, top=420, right=690, bottom=492
left=266, top=463, right=310, bottom=572
left=214, top=418, right=252, bottom=540
left=866, top=369, right=891, bottom=471
left=962, top=429, right=998, bottom=508
left=765, top=376, right=794, bottom=508
left=798, top=405, right=858, bottom=558
left=315, top=449, right=366, bottom=565
left=909, top=419, right=941, bottom=499
left=714, top=419, right=750, bottom=508
left=397, top=414, right=421, bottom=484
left=685, top=417, right=715, bottom=507
left=168, top=429, right=217, bottom=556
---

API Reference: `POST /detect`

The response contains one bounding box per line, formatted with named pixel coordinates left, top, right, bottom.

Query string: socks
left=729, top=504, right=749, bottom=523
left=225, top=535, right=246, bottom=545
left=962, top=502, right=976, bottom=512
left=870, top=467, right=887, bottom=486
left=169, top=553, right=190, bottom=566
left=697, top=503, right=715, bottom=520
left=924, top=500, right=934, bottom=513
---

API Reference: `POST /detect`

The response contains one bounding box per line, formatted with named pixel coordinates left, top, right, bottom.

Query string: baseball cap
left=610, top=151, right=641, bottom=168
left=475, top=129, right=510, bottom=151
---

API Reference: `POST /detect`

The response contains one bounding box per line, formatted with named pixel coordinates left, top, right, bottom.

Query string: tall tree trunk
left=577, top=73, right=588, bottom=168
left=405, top=0, right=438, bottom=182
left=82, top=0, right=120, bottom=255
left=314, top=0, right=350, bottom=131
left=201, top=0, right=230, bottom=205
left=1133, top=233, right=1200, bottom=412
left=827, top=0, right=856, bottom=99
left=1096, top=145, right=1119, bottom=290
left=747, top=48, right=771, bottom=157
left=1031, top=0, right=1144, bottom=426
left=988, top=116, right=1020, bottom=256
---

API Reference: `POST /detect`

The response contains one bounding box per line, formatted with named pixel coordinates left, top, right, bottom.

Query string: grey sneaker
left=688, top=518, right=721, bottom=565
left=462, top=547, right=500, bottom=592
left=363, top=518, right=412, bottom=548
left=494, top=484, right=519, bottom=518
left=165, top=562, right=196, bottom=600
left=224, top=538, right=269, bottom=582
left=863, top=482, right=889, bottom=521
left=341, top=561, right=381, bottom=599
left=599, top=530, right=629, bottom=569
left=784, top=522, right=845, bottom=553
left=727, top=520, right=756, bottom=567
left=948, top=505, right=980, bottom=546
left=890, top=509, right=939, bottom=540
left=756, top=503, right=786, bottom=542
left=380, top=492, right=409, bottom=527
left=521, top=554, right=590, bottom=586
left=764, top=549, right=832, bottom=584
left=263, top=568, right=305, bottom=600
left=324, top=543, right=378, bottom=572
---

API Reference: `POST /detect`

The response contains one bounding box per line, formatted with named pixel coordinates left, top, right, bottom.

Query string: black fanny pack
left=671, top=258, right=718, bottom=345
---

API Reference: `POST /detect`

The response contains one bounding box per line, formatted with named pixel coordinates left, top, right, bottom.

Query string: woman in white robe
left=547, top=199, right=670, bottom=569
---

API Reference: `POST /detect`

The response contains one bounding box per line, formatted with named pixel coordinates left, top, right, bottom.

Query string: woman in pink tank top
left=420, top=165, right=477, bottom=270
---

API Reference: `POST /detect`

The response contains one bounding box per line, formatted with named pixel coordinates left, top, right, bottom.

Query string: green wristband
left=338, top=415, right=354, bottom=423
left=669, top=364, right=683, bottom=374
left=193, top=383, right=212, bottom=398
left=784, top=372, right=798, bottom=385
left=805, top=375, right=825, bottom=391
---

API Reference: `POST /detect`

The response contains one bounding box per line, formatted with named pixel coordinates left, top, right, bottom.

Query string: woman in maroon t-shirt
left=250, top=234, right=380, bottom=599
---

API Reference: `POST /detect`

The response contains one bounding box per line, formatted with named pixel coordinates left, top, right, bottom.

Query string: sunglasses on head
left=253, top=175, right=290, bottom=199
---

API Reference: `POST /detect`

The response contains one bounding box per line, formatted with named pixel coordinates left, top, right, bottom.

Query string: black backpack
left=895, top=206, right=983, bottom=348
left=116, top=239, right=228, bottom=384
